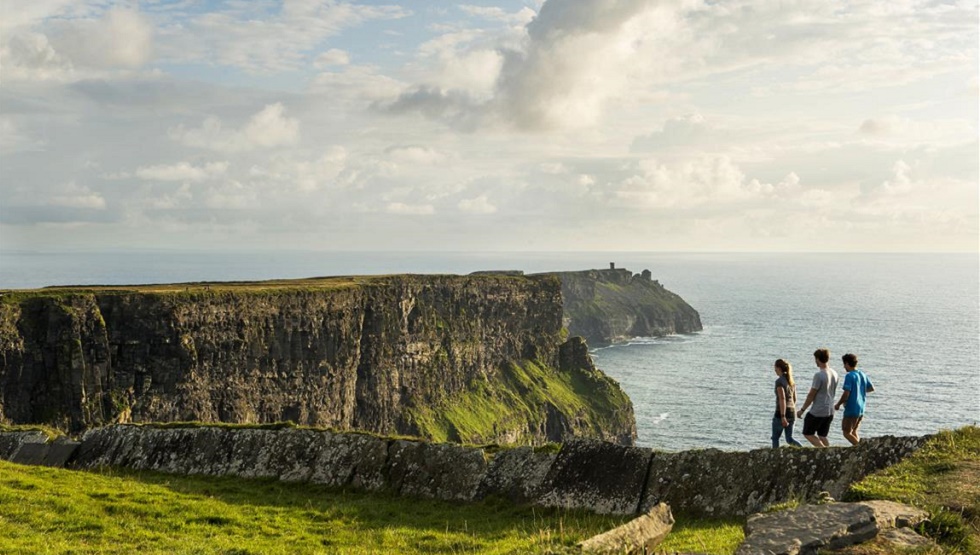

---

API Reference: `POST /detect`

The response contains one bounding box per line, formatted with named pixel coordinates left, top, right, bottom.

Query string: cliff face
left=0, top=275, right=636, bottom=445
left=554, top=268, right=703, bottom=347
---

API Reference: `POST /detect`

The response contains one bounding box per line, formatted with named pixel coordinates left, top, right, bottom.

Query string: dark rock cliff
left=0, top=274, right=636, bottom=445
left=553, top=267, right=703, bottom=347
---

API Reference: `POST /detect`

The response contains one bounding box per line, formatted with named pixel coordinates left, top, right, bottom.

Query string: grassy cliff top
left=0, top=272, right=549, bottom=299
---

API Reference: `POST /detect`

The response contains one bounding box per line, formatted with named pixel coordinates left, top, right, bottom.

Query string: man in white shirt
left=796, top=348, right=840, bottom=447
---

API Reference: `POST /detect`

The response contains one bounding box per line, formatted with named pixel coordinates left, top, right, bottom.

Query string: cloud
left=385, top=202, right=435, bottom=215
left=385, top=146, right=447, bottom=165
left=458, top=5, right=537, bottom=24
left=381, top=86, right=483, bottom=130
left=135, top=161, right=229, bottom=182
left=310, top=65, right=405, bottom=103
left=0, top=31, right=75, bottom=82
left=154, top=1, right=408, bottom=73
left=169, top=103, right=299, bottom=152
left=631, top=113, right=713, bottom=152
left=604, top=155, right=802, bottom=211
left=51, top=8, right=154, bottom=69
left=458, top=195, right=497, bottom=214
left=0, top=118, right=46, bottom=153
left=314, top=48, right=350, bottom=68
left=49, top=181, right=106, bottom=209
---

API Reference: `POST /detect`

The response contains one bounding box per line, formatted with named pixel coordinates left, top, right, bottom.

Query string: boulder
left=735, top=501, right=929, bottom=555
left=578, top=502, right=674, bottom=554
left=0, top=431, right=48, bottom=460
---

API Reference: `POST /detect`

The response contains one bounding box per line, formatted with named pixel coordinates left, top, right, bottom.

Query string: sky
left=0, top=0, right=977, bottom=253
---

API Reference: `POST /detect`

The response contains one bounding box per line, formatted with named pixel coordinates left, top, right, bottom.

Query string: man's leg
left=841, top=417, right=857, bottom=445
left=801, top=414, right=825, bottom=447
left=816, top=416, right=833, bottom=447
left=850, top=416, right=864, bottom=444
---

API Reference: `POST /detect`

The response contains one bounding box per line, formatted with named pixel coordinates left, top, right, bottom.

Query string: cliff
left=553, top=267, right=703, bottom=347
left=0, top=274, right=636, bottom=445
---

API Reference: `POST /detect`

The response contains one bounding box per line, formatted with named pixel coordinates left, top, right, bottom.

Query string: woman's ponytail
left=775, top=358, right=794, bottom=388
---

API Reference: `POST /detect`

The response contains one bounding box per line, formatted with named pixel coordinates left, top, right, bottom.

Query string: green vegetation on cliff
left=405, top=358, right=635, bottom=446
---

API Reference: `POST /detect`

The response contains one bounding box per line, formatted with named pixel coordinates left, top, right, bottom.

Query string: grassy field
left=0, top=458, right=747, bottom=555
left=2, top=427, right=975, bottom=554
left=0, top=460, right=629, bottom=555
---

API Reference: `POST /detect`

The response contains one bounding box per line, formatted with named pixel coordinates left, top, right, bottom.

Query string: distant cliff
left=0, top=275, right=636, bottom=445
left=554, top=267, right=703, bottom=347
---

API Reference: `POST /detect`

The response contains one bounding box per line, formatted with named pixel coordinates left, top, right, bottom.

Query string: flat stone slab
left=579, top=502, right=674, bottom=554
left=736, top=501, right=929, bottom=555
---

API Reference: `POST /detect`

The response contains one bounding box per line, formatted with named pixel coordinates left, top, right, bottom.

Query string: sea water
left=1, top=250, right=977, bottom=451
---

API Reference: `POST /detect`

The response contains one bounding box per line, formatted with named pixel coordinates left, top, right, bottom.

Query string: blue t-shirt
left=842, top=370, right=873, bottom=417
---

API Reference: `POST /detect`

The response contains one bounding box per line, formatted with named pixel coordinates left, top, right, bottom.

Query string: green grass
left=656, top=517, right=745, bottom=554
left=405, top=359, right=633, bottom=445
left=0, top=460, right=630, bottom=555
left=0, top=424, right=65, bottom=440
left=842, top=426, right=980, bottom=554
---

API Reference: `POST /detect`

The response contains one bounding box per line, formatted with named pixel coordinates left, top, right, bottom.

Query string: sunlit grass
left=0, top=460, right=629, bottom=554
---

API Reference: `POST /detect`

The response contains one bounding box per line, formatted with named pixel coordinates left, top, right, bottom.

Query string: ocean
left=1, top=250, right=977, bottom=451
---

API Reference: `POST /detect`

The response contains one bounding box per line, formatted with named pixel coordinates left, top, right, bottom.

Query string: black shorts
left=802, top=413, right=834, bottom=437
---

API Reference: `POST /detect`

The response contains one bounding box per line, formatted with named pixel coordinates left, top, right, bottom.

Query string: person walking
left=835, top=353, right=875, bottom=445
left=797, top=348, right=840, bottom=447
left=772, top=358, right=803, bottom=447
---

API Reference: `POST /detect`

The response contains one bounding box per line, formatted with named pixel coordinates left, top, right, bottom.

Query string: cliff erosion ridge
left=0, top=268, right=700, bottom=447
left=553, top=265, right=703, bottom=347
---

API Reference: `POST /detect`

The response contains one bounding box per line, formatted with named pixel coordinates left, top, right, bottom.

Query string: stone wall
left=0, top=425, right=928, bottom=518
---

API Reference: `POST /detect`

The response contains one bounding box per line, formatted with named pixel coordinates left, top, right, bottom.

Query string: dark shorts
left=802, top=413, right=834, bottom=437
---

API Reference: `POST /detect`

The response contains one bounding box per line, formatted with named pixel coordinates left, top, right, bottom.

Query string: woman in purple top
left=772, top=358, right=803, bottom=447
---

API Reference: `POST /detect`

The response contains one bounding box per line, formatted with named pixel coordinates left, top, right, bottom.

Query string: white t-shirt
left=809, top=367, right=840, bottom=417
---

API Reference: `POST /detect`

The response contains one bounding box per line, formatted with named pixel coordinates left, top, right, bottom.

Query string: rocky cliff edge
left=0, top=274, right=636, bottom=445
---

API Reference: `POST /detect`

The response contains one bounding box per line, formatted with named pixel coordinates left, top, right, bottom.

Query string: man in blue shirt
left=835, top=353, right=875, bottom=445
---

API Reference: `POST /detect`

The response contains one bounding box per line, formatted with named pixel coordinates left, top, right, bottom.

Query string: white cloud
left=49, top=181, right=106, bottom=209
left=51, top=8, right=154, bottom=69
left=314, top=48, right=350, bottom=68
left=458, top=195, right=497, bottom=214
left=311, top=65, right=405, bottom=102
left=607, top=155, right=800, bottom=210
left=154, top=2, right=408, bottom=73
left=135, top=161, right=228, bottom=182
left=0, top=118, right=45, bottom=153
left=459, top=5, right=537, bottom=24
left=169, top=103, right=299, bottom=152
left=204, top=180, right=258, bottom=209
left=0, top=31, right=74, bottom=82
left=385, top=202, right=435, bottom=215
left=385, top=146, right=446, bottom=165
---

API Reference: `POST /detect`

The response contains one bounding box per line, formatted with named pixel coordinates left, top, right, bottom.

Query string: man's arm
left=835, top=390, right=850, bottom=411
left=797, top=388, right=817, bottom=418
